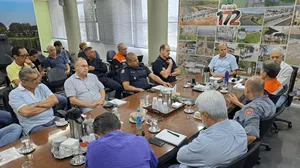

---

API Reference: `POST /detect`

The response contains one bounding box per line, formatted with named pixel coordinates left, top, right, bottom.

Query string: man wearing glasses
left=6, top=46, right=37, bottom=88
left=111, top=43, right=128, bottom=83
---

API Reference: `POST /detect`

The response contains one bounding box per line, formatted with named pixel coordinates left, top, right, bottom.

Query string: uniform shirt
left=112, top=52, right=127, bottom=76
left=277, top=61, right=293, bottom=87
left=45, top=55, right=67, bottom=71
left=264, top=78, right=282, bottom=95
left=57, top=50, right=70, bottom=64
left=87, top=51, right=107, bottom=78
left=64, top=73, right=105, bottom=113
left=9, top=83, right=55, bottom=134
left=152, top=56, right=177, bottom=83
left=6, top=61, right=30, bottom=88
left=209, top=54, right=238, bottom=74
left=234, top=95, right=276, bottom=138
left=86, top=131, right=158, bottom=168
left=78, top=51, right=88, bottom=60
left=177, top=119, right=247, bottom=168
left=120, top=63, right=152, bottom=90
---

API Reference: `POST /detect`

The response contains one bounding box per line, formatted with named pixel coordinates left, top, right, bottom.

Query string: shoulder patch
left=245, top=108, right=254, bottom=117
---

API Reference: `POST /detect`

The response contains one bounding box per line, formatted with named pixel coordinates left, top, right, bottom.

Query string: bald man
left=209, top=43, right=238, bottom=77
left=120, top=52, right=172, bottom=92
left=45, top=45, right=70, bottom=75
left=64, top=58, right=106, bottom=113
left=230, top=76, right=276, bottom=144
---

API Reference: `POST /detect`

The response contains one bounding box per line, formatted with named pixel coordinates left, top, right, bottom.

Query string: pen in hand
left=167, top=130, right=179, bottom=137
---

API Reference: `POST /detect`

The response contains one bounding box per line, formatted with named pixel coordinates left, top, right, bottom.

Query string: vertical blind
left=48, top=0, right=67, bottom=39
left=49, top=0, right=179, bottom=50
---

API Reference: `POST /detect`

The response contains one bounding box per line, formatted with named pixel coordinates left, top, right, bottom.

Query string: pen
left=167, top=130, right=179, bottom=137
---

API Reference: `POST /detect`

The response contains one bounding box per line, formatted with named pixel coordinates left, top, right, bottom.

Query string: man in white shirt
left=270, top=48, right=293, bottom=87
left=170, top=90, right=247, bottom=168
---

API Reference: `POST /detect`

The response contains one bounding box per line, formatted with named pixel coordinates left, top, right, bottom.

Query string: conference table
left=0, top=76, right=242, bottom=168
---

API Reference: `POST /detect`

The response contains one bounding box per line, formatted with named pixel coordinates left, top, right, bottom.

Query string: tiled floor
left=255, top=107, right=300, bottom=168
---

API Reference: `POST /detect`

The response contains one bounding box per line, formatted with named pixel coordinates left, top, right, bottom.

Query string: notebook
left=155, top=129, right=187, bottom=146
left=108, top=99, right=127, bottom=107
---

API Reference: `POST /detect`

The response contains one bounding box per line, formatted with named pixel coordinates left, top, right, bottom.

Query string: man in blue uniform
left=152, top=44, right=181, bottom=83
left=231, top=76, right=276, bottom=144
left=120, top=52, right=172, bottom=92
left=84, top=47, right=123, bottom=99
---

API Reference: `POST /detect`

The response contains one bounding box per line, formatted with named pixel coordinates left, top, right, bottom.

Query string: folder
left=155, top=129, right=187, bottom=146
left=108, top=99, right=127, bottom=107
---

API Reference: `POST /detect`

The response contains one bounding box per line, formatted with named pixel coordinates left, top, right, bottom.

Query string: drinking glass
left=22, top=161, right=33, bottom=168
left=21, top=133, right=31, bottom=150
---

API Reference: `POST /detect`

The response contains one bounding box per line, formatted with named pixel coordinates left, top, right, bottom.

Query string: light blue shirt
left=64, top=73, right=105, bottom=113
left=209, top=54, right=238, bottom=75
left=9, top=84, right=55, bottom=134
left=177, top=119, right=247, bottom=168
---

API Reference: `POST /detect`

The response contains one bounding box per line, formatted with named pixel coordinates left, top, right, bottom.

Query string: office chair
left=0, top=54, right=13, bottom=70
left=46, top=68, right=68, bottom=94
left=243, top=142, right=261, bottom=168
left=106, top=50, right=116, bottom=64
left=3, top=88, right=19, bottom=124
left=259, top=112, right=277, bottom=151
left=38, top=54, right=46, bottom=67
left=221, top=141, right=260, bottom=168
left=0, top=34, right=12, bottom=57
left=273, top=66, right=298, bottom=132
left=138, top=55, right=143, bottom=63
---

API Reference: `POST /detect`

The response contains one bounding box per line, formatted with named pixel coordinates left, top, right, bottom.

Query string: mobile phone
left=148, top=137, right=165, bottom=147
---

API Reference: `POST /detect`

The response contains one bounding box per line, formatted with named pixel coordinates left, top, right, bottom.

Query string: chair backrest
left=0, top=54, right=13, bottom=70
left=243, top=142, right=261, bottom=168
left=259, top=113, right=276, bottom=139
left=0, top=34, right=12, bottom=57
left=38, top=54, right=46, bottom=67
left=287, top=66, right=298, bottom=94
left=138, top=55, right=143, bottom=63
left=106, top=50, right=116, bottom=63
left=46, top=68, right=68, bottom=88
left=221, top=142, right=260, bottom=168
left=3, top=88, right=19, bottom=124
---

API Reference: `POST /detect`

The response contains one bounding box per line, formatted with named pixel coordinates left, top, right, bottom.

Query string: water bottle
left=112, top=107, right=120, bottom=121
left=136, top=108, right=143, bottom=131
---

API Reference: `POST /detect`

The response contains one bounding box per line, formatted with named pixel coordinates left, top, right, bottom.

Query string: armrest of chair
left=287, top=90, right=297, bottom=106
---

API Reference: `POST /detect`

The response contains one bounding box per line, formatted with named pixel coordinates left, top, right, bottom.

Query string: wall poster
left=177, top=0, right=300, bottom=105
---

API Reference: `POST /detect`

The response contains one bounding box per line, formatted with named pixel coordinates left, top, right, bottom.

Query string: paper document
left=108, top=99, right=127, bottom=107
left=155, top=129, right=187, bottom=146
left=209, top=77, right=222, bottom=81
left=0, top=147, right=23, bottom=166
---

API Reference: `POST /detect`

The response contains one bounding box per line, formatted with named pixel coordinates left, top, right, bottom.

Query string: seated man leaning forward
left=64, top=58, right=106, bottom=113
left=152, top=44, right=181, bottom=83
left=170, top=90, right=247, bottom=168
left=230, top=76, right=276, bottom=144
left=209, top=42, right=238, bottom=77
left=120, top=52, right=172, bottom=92
left=9, top=68, right=59, bottom=135
left=86, top=112, right=158, bottom=168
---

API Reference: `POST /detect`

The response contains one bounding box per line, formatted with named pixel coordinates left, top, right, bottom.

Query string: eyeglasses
left=120, top=48, right=127, bottom=51
left=79, top=65, right=89, bottom=68
left=19, top=54, right=29, bottom=58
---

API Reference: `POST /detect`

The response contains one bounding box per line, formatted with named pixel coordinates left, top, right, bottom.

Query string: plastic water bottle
left=112, top=107, right=120, bottom=121
left=136, top=108, right=143, bottom=131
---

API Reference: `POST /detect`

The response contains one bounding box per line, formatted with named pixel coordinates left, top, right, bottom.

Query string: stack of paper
left=0, top=147, right=23, bottom=166
left=209, top=77, right=222, bottom=81
left=155, top=129, right=187, bottom=146
left=108, top=99, right=127, bottom=107
left=233, top=83, right=245, bottom=90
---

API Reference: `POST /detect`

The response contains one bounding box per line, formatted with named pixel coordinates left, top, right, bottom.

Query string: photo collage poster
left=176, top=0, right=300, bottom=103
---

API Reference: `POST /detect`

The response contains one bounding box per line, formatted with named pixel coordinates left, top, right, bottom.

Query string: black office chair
left=0, top=34, right=12, bottom=58
left=3, top=88, right=19, bottom=124
left=259, top=112, right=277, bottom=151
left=0, top=54, right=13, bottom=70
left=106, top=50, right=116, bottom=64
left=243, top=142, right=261, bottom=168
left=273, top=66, right=298, bottom=132
left=46, top=68, right=68, bottom=94
left=138, top=55, right=143, bottom=63
left=221, top=142, right=260, bottom=168
left=38, top=54, right=46, bottom=68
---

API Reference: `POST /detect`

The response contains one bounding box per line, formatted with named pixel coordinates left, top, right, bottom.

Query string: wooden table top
left=0, top=76, right=242, bottom=168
